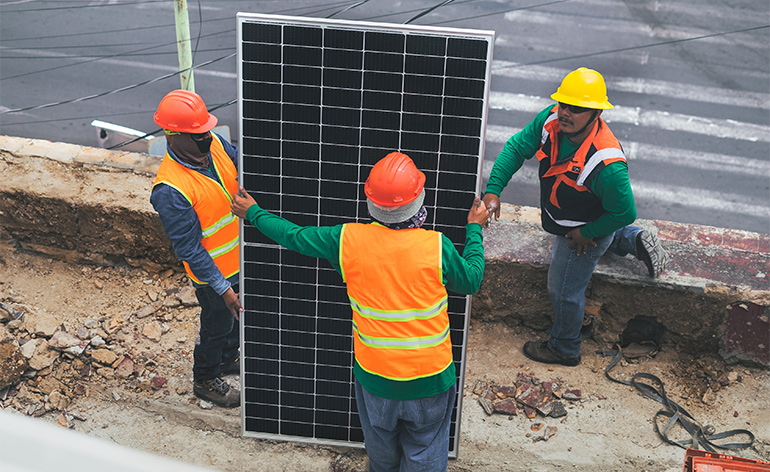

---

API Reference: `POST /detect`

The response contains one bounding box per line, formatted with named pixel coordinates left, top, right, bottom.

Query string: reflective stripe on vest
left=152, top=135, right=239, bottom=284
left=535, top=105, right=626, bottom=230
left=340, top=223, right=452, bottom=382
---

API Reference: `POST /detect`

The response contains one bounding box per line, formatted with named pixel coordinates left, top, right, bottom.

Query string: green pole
left=173, top=0, right=195, bottom=91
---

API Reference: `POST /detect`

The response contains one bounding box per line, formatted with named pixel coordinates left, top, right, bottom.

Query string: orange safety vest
left=535, top=104, right=626, bottom=235
left=152, top=134, right=239, bottom=284
left=339, top=223, right=452, bottom=382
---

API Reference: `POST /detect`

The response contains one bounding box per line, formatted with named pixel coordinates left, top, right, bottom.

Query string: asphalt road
left=1, top=0, right=768, bottom=234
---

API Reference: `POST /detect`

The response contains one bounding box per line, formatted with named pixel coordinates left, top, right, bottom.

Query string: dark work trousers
left=193, top=284, right=240, bottom=381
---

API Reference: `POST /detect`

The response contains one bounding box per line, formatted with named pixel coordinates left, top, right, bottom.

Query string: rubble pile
left=0, top=266, right=200, bottom=426
left=474, top=372, right=583, bottom=440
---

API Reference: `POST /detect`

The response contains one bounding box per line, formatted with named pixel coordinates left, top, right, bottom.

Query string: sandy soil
left=1, top=242, right=768, bottom=472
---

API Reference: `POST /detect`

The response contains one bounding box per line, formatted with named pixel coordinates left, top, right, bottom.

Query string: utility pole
left=173, top=0, right=195, bottom=91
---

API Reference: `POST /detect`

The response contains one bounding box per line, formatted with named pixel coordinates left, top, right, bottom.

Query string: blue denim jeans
left=355, top=380, right=455, bottom=472
left=547, top=226, right=642, bottom=358
left=193, top=284, right=240, bottom=381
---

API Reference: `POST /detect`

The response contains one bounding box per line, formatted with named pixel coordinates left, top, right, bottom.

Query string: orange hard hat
left=365, top=152, right=425, bottom=207
left=153, top=89, right=218, bottom=133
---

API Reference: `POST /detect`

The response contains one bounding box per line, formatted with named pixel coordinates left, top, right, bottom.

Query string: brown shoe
left=194, top=376, right=240, bottom=408
left=523, top=341, right=581, bottom=366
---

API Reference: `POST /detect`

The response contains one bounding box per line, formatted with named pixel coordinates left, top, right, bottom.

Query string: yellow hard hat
left=550, top=67, right=613, bottom=110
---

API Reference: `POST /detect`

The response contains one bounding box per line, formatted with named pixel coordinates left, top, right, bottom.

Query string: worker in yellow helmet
left=232, top=152, right=488, bottom=471
left=151, top=90, right=241, bottom=408
left=483, top=68, right=669, bottom=367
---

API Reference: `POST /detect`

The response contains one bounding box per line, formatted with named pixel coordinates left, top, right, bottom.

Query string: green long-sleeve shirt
left=485, top=105, right=637, bottom=239
left=244, top=203, right=485, bottom=400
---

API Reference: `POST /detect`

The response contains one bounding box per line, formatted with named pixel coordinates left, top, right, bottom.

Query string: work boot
left=523, top=341, right=581, bottom=366
left=220, top=356, right=240, bottom=376
left=636, top=230, right=669, bottom=278
left=193, top=376, right=240, bottom=408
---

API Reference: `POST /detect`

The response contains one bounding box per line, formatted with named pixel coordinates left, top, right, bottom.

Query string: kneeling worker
left=232, top=152, right=488, bottom=471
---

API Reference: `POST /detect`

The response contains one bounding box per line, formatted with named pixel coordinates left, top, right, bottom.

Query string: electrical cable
left=0, top=29, right=231, bottom=81
left=404, top=0, right=455, bottom=24
left=0, top=53, right=235, bottom=114
left=326, top=0, right=374, bottom=19
left=495, top=24, right=770, bottom=70
left=105, top=98, right=237, bottom=150
left=0, top=0, right=169, bottom=14
left=425, top=0, right=568, bottom=25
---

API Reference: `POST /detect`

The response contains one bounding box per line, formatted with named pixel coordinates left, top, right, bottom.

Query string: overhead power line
left=0, top=53, right=235, bottom=115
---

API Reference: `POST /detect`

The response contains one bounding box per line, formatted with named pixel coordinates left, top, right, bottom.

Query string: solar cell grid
left=238, top=13, right=492, bottom=455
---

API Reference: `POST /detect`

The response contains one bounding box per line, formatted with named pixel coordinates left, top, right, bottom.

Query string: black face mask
left=194, top=135, right=213, bottom=154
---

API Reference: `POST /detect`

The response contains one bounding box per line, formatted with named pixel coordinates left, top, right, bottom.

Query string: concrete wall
left=1, top=136, right=767, bottom=367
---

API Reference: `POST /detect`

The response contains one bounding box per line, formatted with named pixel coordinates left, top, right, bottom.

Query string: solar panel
left=237, top=13, right=494, bottom=457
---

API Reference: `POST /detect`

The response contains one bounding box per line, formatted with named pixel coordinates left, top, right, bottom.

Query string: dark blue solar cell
left=365, top=52, right=404, bottom=73
left=323, top=126, right=360, bottom=146
left=243, top=82, right=280, bottom=102
left=284, top=65, right=321, bottom=86
left=321, top=179, right=359, bottom=200
left=245, top=417, right=278, bottom=434
left=245, top=326, right=279, bottom=344
left=323, top=69, right=363, bottom=89
left=365, top=31, right=405, bottom=52
left=324, top=48, right=363, bottom=69
left=406, top=35, right=446, bottom=56
left=439, top=153, right=479, bottom=174
left=284, top=25, right=322, bottom=46
left=283, top=141, right=319, bottom=160
left=317, top=348, right=352, bottom=367
left=446, top=58, right=487, bottom=79
left=281, top=265, right=317, bottom=284
left=404, top=74, right=444, bottom=95
left=363, top=72, right=403, bottom=92
left=403, top=94, right=442, bottom=115
left=444, top=77, right=485, bottom=99
left=243, top=43, right=281, bottom=63
left=363, top=90, right=401, bottom=111
left=317, top=380, right=351, bottom=397
left=323, top=88, right=362, bottom=108
left=324, top=28, right=364, bottom=49
left=242, top=22, right=281, bottom=44
left=440, top=134, right=480, bottom=155
left=281, top=314, right=316, bottom=333
left=242, top=62, right=281, bottom=82
left=284, top=45, right=322, bottom=66
left=318, top=285, right=350, bottom=304
left=402, top=113, right=441, bottom=133
left=283, top=159, right=319, bottom=180
left=405, top=54, right=445, bottom=76
left=243, top=100, right=280, bottom=120
left=322, top=144, right=359, bottom=164
left=283, top=85, right=321, bottom=105
left=320, top=197, right=358, bottom=217
left=442, top=116, right=482, bottom=137
left=361, top=128, right=399, bottom=149
left=244, top=260, right=279, bottom=281
left=317, top=317, right=352, bottom=336
left=447, top=37, right=488, bottom=59
left=243, top=155, right=280, bottom=175
left=362, top=110, right=400, bottom=130
left=322, top=107, right=361, bottom=127
left=401, top=132, right=439, bottom=153
left=321, top=162, right=359, bottom=182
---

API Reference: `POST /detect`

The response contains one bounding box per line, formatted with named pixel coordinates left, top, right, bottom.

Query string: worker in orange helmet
left=151, top=90, right=241, bottom=408
left=483, top=68, right=669, bottom=367
left=232, top=152, right=488, bottom=471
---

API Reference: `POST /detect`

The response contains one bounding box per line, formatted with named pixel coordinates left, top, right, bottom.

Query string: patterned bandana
left=373, top=205, right=428, bottom=230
